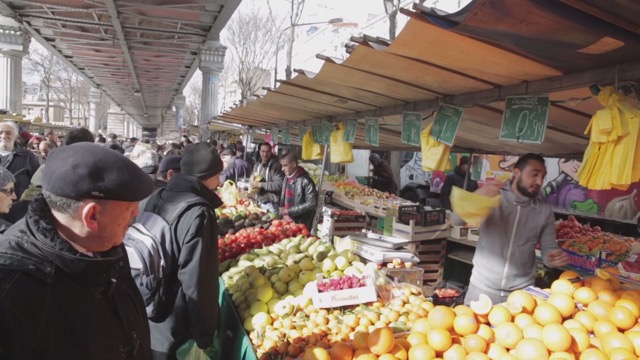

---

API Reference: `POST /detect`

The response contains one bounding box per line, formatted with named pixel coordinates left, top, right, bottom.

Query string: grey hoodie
left=452, top=182, right=559, bottom=297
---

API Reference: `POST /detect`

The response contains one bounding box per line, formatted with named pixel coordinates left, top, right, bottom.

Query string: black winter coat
left=0, top=195, right=153, bottom=360
left=251, top=157, right=285, bottom=206
left=280, top=168, right=318, bottom=230
left=3, top=147, right=40, bottom=199
left=440, top=166, right=479, bottom=210
left=147, top=173, right=223, bottom=360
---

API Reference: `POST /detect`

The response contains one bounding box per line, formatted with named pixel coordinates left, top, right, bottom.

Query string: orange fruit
left=514, top=338, right=549, bottom=360
left=427, top=328, right=452, bottom=352
left=549, top=351, right=575, bottom=360
left=533, top=303, right=563, bottom=325
left=475, top=324, right=493, bottom=342
left=514, top=313, right=536, bottom=329
left=469, top=294, right=492, bottom=316
left=593, top=319, right=619, bottom=338
left=303, top=346, right=331, bottom=360
left=485, top=342, right=508, bottom=359
left=507, top=290, right=536, bottom=314
left=573, top=287, right=597, bottom=305
left=578, top=348, right=607, bottom=360
left=493, top=323, right=522, bottom=349
left=562, top=319, right=587, bottom=331
left=541, top=323, right=572, bottom=352
left=453, top=314, right=478, bottom=336
left=428, top=306, right=456, bottom=331
left=568, top=328, right=590, bottom=353
left=608, top=348, right=636, bottom=360
left=407, top=343, right=436, bottom=360
left=625, top=331, right=640, bottom=356
left=407, top=332, right=428, bottom=346
left=353, top=332, right=369, bottom=351
left=454, top=305, right=475, bottom=316
left=559, top=270, right=583, bottom=288
left=354, top=353, right=378, bottom=360
left=389, top=343, right=408, bottom=360
left=462, top=334, right=487, bottom=353
left=328, top=342, right=353, bottom=360
left=573, top=311, right=597, bottom=332
left=551, top=279, right=575, bottom=296
left=465, top=351, right=490, bottom=360
left=442, top=343, right=467, bottom=360
left=601, top=332, right=634, bottom=356
left=587, top=300, right=613, bottom=320
left=522, top=323, right=543, bottom=340
left=378, top=355, right=399, bottom=360
left=396, top=338, right=412, bottom=352
left=411, top=318, right=430, bottom=335
left=589, top=277, right=613, bottom=293
left=368, top=327, right=395, bottom=355
left=488, top=305, right=512, bottom=326
left=609, top=306, right=636, bottom=330
left=597, top=289, right=620, bottom=305
left=615, top=298, right=640, bottom=318
left=547, top=293, right=576, bottom=318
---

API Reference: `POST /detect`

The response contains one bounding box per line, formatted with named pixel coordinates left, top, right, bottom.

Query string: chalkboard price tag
left=430, top=104, right=463, bottom=146
left=365, top=118, right=379, bottom=146
left=271, top=126, right=279, bottom=140
left=281, top=127, right=291, bottom=144
left=311, top=123, right=331, bottom=144
left=343, top=119, right=358, bottom=143
left=401, top=111, right=422, bottom=146
left=500, top=96, right=549, bottom=144
left=298, top=126, right=308, bottom=142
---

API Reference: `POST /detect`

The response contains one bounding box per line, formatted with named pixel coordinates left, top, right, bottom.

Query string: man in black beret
left=155, top=155, right=182, bottom=189
left=145, top=142, right=224, bottom=359
left=0, top=143, right=154, bottom=359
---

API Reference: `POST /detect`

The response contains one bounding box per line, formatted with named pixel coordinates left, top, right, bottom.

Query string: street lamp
left=274, top=17, right=343, bottom=86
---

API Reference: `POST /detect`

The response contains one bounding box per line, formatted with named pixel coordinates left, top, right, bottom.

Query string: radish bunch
left=317, top=275, right=366, bottom=293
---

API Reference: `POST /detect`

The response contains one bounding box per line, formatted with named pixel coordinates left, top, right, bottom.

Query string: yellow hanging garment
left=421, top=122, right=452, bottom=171
left=450, top=187, right=501, bottom=227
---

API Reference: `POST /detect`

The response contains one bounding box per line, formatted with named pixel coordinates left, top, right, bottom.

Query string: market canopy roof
left=218, top=0, right=640, bottom=157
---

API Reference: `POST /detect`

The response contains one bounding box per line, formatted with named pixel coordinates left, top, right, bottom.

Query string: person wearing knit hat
left=155, top=155, right=182, bottom=189
left=142, top=141, right=223, bottom=357
left=0, top=143, right=155, bottom=359
left=0, top=166, right=17, bottom=232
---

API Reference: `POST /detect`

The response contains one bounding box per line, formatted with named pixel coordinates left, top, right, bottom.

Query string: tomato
left=271, top=220, right=282, bottom=228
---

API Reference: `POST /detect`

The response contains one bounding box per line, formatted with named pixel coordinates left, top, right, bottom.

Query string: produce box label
left=562, top=248, right=619, bottom=273
left=311, top=275, right=377, bottom=308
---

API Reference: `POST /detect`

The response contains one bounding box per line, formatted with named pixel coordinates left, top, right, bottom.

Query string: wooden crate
left=414, top=239, right=446, bottom=287
left=393, top=220, right=450, bottom=241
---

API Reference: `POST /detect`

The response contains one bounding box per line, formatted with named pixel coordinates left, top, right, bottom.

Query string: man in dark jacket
left=440, top=155, right=478, bottom=210
left=107, top=132, right=126, bottom=154
left=279, top=152, right=318, bottom=230
left=147, top=142, right=223, bottom=360
left=250, top=142, right=284, bottom=213
left=0, top=143, right=155, bottom=359
left=0, top=121, right=41, bottom=199
left=369, top=153, right=398, bottom=195
left=219, top=147, right=252, bottom=183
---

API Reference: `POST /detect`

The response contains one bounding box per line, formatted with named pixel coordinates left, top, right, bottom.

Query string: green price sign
left=365, top=118, right=379, bottom=146
left=271, top=127, right=279, bottom=140
left=430, top=104, right=464, bottom=146
left=401, top=111, right=422, bottom=146
left=343, top=119, right=358, bottom=143
left=311, top=123, right=331, bottom=144
left=299, top=125, right=308, bottom=142
left=281, top=127, right=291, bottom=145
left=500, top=96, right=549, bottom=144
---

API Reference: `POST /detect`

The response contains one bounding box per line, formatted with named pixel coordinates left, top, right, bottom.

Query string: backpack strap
left=141, top=188, right=211, bottom=226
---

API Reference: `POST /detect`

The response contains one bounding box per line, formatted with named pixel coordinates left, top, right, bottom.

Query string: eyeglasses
left=0, top=188, right=14, bottom=196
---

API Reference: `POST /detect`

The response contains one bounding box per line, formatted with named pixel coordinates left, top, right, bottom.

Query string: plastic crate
left=431, top=281, right=467, bottom=307
left=355, top=176, right=370, bottom=186
left=398, top=205, right=446, bottom=227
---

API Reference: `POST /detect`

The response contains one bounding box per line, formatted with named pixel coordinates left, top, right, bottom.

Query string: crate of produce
left=311, top=274, right=377, bottom=308
left=397, top=205, right=446, bottom=227
left=385, top=267, right=425, bottom=287
left=393, top=220, right=450, bottom=241
left=559, top=234, right=633, bottom=272
left=432, top=280, right=467, bottom=307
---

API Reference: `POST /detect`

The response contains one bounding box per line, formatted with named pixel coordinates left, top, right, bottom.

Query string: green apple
left=288, top=280, right=303, bottom=294
left=246, top=289, right=258, bottom=305
left=273, top=281, right=288, bottom=295
left=278, top=268, right=296, bottom=283
left=330, top=270, right=344, bottom=278
left=289, top=264, right=301, bottom=275
left=343, top=266, right=360, bottom=276
left=339, top=250, right=355, bottom=262
left=322, top=258, right=336, bottom=274
left=243, top=265, right=259, bottom=277
left=334, top=256, right=349, bottom=271
left=267, top=298, right=280, bottom=314
left=299, top=257, right=315, bottom=271
left=251, top=312, right=272, bottom=329
left=269, top=274, right=280, bottom=285
left=298, top=271, right=316, bottom=285
left=256, top=285, right=274, bottom=303
left=249, top=273, right=267, bottom=287
left=249, top=301, right=268, bottom=316
left=243, top=317, right=254, bottom=331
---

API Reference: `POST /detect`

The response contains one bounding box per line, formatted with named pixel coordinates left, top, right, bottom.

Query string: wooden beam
left=560, top=0, right=640, bottom=36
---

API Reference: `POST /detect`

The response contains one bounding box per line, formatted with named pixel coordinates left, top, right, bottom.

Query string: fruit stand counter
left=219, top=277, right=258, bottom=360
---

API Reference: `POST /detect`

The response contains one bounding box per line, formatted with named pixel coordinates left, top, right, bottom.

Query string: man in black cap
left=155, top=155, right=182, bottom=189
left=0, top=143, right=154, bottom=359
left=145, top=142, right=223, bottom=359
left=440, top=155, right=478, bottom=210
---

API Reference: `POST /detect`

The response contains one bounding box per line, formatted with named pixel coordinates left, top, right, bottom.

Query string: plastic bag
left=421, top=123, right=452, bottom=171
left=220, top=180, right=238, bottom=207
left=330, top=124, right=354, bottom=164
left=302, top=132, right=324, bottom=160
left=450, top=186, right=501, bottom=227
left=176, top=340, right=211, bottom=360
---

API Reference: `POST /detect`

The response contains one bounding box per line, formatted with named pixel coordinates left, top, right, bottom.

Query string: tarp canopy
left=218, top=0, right=640, bottom=157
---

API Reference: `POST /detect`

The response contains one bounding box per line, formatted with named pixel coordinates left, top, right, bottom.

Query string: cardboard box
left=311, top=274, right=377, bottom=308
left=467, top=228, right=480, bottom=241
left=450, top=226, right=470, bottom=240
left=393, top=220, right=450, bottom=241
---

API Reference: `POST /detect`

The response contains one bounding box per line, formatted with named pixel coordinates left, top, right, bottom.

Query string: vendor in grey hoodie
left=452, top=153, right=570, bottom=305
